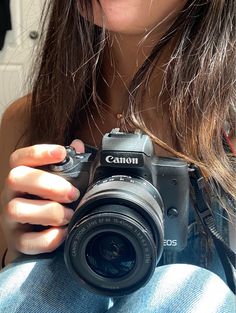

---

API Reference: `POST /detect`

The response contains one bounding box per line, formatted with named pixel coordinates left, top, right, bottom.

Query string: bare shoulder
left=0, top=94, right=31, bottom=144
left=0, top=94, right=31, bottom=191
left=1, top=94, right=31, bottom=131
left=0, top=95, right=32, bottom=257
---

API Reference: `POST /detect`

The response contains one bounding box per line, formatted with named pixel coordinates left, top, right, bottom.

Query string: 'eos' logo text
left=163, top=239, right=177, bottom=247
left=105, top=155, right=139, bottom=165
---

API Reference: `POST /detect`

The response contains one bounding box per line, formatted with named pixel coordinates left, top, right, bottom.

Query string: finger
left=5, top=198, right=74, bottom=226
left=6, top=166, right=80, bottom=203
left=15, top=227, right=68, bottom=255
left=70, top=139, right=85, bottom=153
left=9, top=144, right=67, bottom=169
left=0, top=183, right=18, bottom=210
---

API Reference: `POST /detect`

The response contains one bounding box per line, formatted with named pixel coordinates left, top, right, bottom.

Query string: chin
left=91, top=0, right=145, bottom=35
left=91, top=0, right=172, bottom=36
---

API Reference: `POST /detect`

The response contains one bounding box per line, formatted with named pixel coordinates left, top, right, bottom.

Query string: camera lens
left=86, top=232, right=136, bottom=278
left=64, top=175, right=164, bottom=296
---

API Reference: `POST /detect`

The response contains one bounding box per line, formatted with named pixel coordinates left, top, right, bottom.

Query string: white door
left=0, top=0, right=45, bottom=117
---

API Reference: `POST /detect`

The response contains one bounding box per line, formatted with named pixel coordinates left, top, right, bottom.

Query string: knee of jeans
left=137, top=264, right=234, bottom=309
left=111, top=264, right=235, bottom=313
left=0, top=252, right=86, bottom=300
left=148, top=264, right=230, bottom=292
left=0, top=252, right=111, bottom=313
left=0, top=253, right=64, bottom=295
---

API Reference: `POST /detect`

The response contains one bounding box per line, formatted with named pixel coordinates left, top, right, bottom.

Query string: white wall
left=0, top=0, right=45, bottom=118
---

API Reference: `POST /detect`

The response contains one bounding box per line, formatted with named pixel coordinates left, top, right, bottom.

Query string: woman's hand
left=0, top=140, right=84, bottom=264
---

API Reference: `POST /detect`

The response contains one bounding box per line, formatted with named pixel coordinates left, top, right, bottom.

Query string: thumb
left=70, top=139, right=85, bottom=153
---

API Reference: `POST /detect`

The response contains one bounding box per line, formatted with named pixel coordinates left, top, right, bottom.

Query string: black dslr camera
left=48, top=129, right=190, bottom=296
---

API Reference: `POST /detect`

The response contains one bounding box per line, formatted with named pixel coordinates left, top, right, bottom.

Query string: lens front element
left=86, top=232, right=136, bottom=278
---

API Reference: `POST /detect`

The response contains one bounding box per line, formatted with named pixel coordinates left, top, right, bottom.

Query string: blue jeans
left=0, top=252, right=235, bottom=313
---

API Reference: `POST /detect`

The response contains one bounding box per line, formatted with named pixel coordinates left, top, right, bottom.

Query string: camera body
left=48, top=129, right=190, bottom=296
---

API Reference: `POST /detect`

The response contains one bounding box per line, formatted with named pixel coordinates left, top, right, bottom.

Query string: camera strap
left=189, top=164, right=236, bottom=294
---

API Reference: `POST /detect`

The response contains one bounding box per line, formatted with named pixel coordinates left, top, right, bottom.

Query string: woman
left=0, top=1, right=235, bottom=312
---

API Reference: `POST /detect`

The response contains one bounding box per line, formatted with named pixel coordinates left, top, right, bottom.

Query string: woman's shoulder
left=0, top=94, right=31, bottom=190
left=0, top=94, right=31, bottom=144
left=1, top=94, right=31, bottom=126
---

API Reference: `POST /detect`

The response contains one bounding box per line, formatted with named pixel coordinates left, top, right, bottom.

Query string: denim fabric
left=0, top=195, right=235, bottom=312
left=161, top=221, right=227, bottom=283
left=161, top=197, right=233, bottom=284
left=0, top=252, right=235, bottom=313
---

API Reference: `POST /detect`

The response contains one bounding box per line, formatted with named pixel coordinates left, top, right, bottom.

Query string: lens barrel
left=64, top=175, right=164, bottom=296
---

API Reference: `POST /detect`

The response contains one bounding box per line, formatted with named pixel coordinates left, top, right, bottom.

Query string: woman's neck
left=77, top=32, right=177, bottom=155
left=99, top=31, right=176, bottom=114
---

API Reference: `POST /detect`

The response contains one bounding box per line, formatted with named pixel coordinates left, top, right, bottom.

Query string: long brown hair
left=26, top=0, right=236, bottom=213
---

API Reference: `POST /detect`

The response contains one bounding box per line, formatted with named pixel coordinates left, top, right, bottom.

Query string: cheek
left=91, top=0, right=187, bottom=35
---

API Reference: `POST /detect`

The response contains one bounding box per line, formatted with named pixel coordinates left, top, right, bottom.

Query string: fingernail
left=62, top=227, right=68, bottom=239
left=58, top=227, right=68, bottom=242
left=50, top=146, right=65, bottom=159
left=70, top=139, right=85, bottom=153
left=70, top=139, right=82, bottom=145
left=68, top=187, right=80, bottom=201
left=64, top=209, right=74, bottom=223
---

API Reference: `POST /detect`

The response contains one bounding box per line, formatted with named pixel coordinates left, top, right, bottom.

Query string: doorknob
left=29, top=31, right=39, bottom=40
